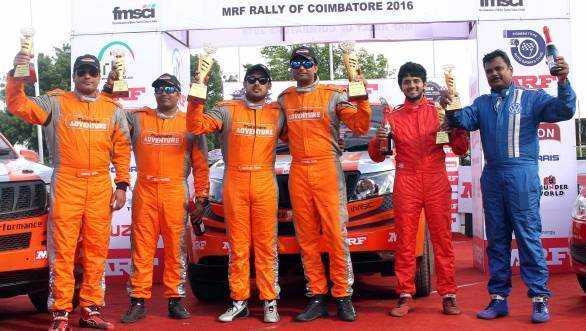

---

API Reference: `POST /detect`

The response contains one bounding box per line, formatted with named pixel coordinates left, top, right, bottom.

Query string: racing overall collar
left=402, top=95, right=428, bottom=111
left=490, top=83, right=515, bottom=113
left=156, top=106, right=178, bottom=119
left=295, top=77, right=320, bottom=93
left=74, top=90, right=100, bottom=103
left=244, top=94, right=265, bottom=110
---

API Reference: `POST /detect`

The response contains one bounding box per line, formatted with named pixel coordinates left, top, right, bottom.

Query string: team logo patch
left=508, top=103, right=522, bottom=114
left=503, top=29, right=546, bottom=66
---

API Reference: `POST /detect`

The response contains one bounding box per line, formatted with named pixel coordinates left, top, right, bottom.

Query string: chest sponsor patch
left=141, top=131, right=184, bottom=145
left=65, top=114, right=110, bottom=131
left=233, top=122, right=275, bottom=137
left=287, top=106, right=324, bottom=122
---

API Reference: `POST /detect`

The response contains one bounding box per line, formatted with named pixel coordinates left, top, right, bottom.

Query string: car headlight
left=209, top=178, right=224, bottom=203
left=350, top=171, right=393, bottom=202
left=572, top=193, right=586, bottom=220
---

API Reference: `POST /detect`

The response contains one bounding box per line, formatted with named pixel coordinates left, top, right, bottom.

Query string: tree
left=246, top=43, right=390, bottom=81
left=0, top=44, right=71, bottom=163
left=190, top=54, right=223, bottom=150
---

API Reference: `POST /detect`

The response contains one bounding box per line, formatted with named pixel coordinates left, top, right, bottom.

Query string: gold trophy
left=339, top=41, right=368, bottom=101
left=111, top=49, right=129, bottom=98
left=14, top=27, right=37, bottom=84
left=435, top=102, right=450, bottom=144
left=188, top=43, right=217, bottom=101
left=443, top=64, right=462, bottom=111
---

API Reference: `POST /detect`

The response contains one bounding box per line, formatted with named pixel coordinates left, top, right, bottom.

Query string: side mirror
left=20, top=149, right=41, bottom=163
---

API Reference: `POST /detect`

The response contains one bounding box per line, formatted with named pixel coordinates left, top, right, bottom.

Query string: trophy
left=379, top=97, right=393, bottom=154
left=339, top=41, right=368, bottom=101
left=442, top=64, right=461, bottom=111
left=435, top=102, right=450, bottom=144
left=188, top=43, right=217, bottom=102
left=110, top=49, right=129, bottom=98
left=14, top=27, right=37, bottom=84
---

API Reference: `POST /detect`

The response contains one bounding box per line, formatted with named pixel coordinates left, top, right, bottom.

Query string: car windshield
left=275, top=104, right=383, bottom=155
left=0, top=136, right=17, bottom=160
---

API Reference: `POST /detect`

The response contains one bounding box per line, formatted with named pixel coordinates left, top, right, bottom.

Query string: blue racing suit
left=447, top=82, right=576, bottom=298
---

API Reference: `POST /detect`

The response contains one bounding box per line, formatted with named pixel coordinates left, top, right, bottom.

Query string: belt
left=138, top=173, right=185, bottom=183
left=57, top=167, right=109, bottom=177
left=226, top=163, right=274, bottom=172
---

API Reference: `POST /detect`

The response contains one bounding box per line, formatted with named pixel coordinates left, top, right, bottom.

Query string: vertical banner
left=161, top=33, right=191, bottom=111
left=474, top=19, right=575, bottom=273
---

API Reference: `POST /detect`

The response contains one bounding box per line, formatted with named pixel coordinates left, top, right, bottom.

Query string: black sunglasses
left=245, top=76, right=270, bottom=85
left=154, top=86, right=178, bottom=94
left=290, top=60, right=315, bottom=70
left=76, top=68, right=99, bottom=78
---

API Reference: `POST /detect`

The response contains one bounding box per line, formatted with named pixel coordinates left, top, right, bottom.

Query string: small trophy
left=379, top=97, right=393, bottom=154
left=339, top=41, right=368, bottom=101
left=435, top=102, right=450, bottom=144
left=442, top=64, right=461, bottom=111
left=14, top=27, right=37, bottom=84
left=188, top=43, right=217, bottom=102
left=110, top=49, right=129, bottom=98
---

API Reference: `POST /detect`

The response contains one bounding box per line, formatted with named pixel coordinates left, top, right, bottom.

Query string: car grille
left=0, top=268, right=48, bottom=288
left=0, top=232, right=32, bottom=252
left=276, top=171, right=361, bottom=210
left=0, top=181, right=47, bottom=221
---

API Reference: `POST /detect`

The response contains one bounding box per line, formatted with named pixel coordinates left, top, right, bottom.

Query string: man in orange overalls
left=188, top=64, right=283, bottom=323
left=7, top=53, right=130, bottom=331
left=102, top=73, right=209, bottom=323
left=277, top=46, right=371, bottom=322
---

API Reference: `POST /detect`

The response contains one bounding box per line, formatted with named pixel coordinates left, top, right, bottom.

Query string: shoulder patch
left=393, top=104, right=405, bottom=112
left=46, top=89, right=66, bottom=96
left=216, top=100, right=239, bottom=108
left=102, top=97, right=124, bottom=109
left=278, top=86, right=297, bottom=98
left=320, top=84, right=346, bottom=93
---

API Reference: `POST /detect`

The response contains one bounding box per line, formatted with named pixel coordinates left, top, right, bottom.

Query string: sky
left=0, top=0, right=584, bottom=114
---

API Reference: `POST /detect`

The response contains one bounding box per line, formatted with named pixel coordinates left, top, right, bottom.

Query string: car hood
left=209, top=151, right=394, bottom=179
left=0, top=157, right=53, bottom=184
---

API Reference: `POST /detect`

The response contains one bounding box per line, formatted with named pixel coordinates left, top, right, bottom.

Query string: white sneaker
left=218, top=300, right=249, bottom=322
left=263, top=300, right=280, bottom=323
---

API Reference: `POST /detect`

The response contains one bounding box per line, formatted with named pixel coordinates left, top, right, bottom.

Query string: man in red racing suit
left=368, top=62, right=468, bottom=317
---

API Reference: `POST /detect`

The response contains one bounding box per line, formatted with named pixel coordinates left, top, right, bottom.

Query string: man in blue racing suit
left=444, top=49, right=575, bottom=324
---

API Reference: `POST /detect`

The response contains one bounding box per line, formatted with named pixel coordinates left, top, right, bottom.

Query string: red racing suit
left=187, top=98, right=284, bottom=301
left=277, top=80, right=371, bottom=298
left=125, top=107, right=209, bottom=299
left=368, top=96, right=468, bottom=296
left=5, top=75, right=131, bottom=311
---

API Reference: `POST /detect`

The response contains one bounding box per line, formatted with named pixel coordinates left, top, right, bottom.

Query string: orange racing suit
left=368, top=96, right=469, bottom=296
left=187, top=98, right=284, bottom=301
left=277, top=80, right=371, bottom=298
left=5, top=75, right=131, bottom=312
left=125, top=107, right=209, bottom=299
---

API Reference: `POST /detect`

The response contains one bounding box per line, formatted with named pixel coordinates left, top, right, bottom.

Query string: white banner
left=473, top=18, right=576, bottom=272
left=72, top=0, right=569, bottom=36
left=161, top=33, right=191, bottom=111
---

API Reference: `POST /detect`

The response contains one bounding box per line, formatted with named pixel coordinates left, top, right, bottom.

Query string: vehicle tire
left=578, top=274, right=586, bottom=292
left=29, top=290, right=49, bottom=313
left=414, top=228, right=433, bottom=297
left=188, top=264, right=229, bottom=302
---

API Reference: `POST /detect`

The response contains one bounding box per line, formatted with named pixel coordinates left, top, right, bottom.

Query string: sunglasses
left=245, top=76, right=270, bottom=85
left=76, top=68, right=99, bottom=78
left=154, top=86, right=178, bottom=94
left=290, top=60, right=315, bottom=70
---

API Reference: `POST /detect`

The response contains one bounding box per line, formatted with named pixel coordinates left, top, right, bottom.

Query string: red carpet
left=1, top=235, right=585, bottom=330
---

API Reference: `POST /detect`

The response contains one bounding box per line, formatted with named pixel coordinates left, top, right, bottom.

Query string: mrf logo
left=503, top=29, right=545, bottom=66
left=346, top=235, right=368, bottom=246
left=538, top=123, right=561, bottom=142
left=113, top=4, right=156, bottom=21
left=541, top=175, right=568, bottom=197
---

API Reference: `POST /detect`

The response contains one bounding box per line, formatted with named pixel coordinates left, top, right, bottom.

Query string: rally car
left=0, top=132, right=55, bottom=312
left=186, top=105, right=432, bottom=301
left=570, top=188, right=586, bottom=291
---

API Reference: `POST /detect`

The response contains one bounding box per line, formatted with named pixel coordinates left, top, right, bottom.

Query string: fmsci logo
left=113, top=4, right=156, bottom=20
left=503, top=30, right=546, bottom=66
left=480, top=0, right=523, bottom=7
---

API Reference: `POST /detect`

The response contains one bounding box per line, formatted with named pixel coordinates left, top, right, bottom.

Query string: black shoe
left=168, top=298, right=190, bottom=319
left=121, top=297, right=146, bottom=324
left=337, top=296, right=357, bottom=321
left=295, top=295, right=329, bottom=322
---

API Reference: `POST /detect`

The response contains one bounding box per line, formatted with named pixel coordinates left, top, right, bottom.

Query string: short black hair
left=397, top=62, right=427, bottom=87
left=482, top=49, right=512, bottom=67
